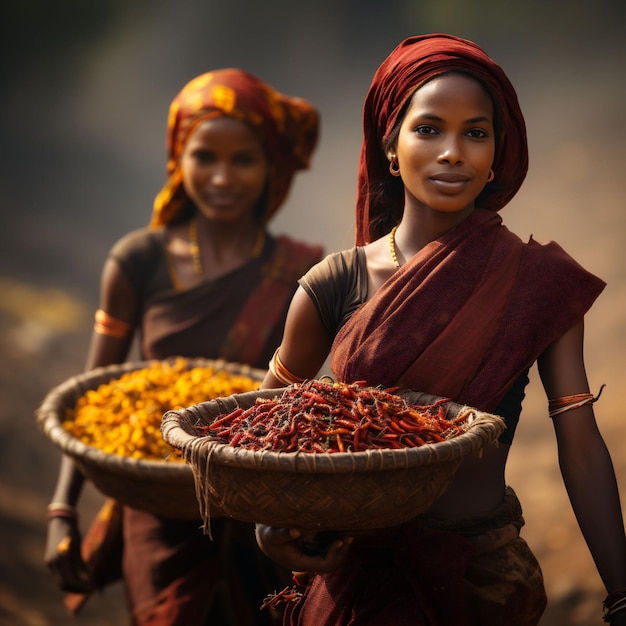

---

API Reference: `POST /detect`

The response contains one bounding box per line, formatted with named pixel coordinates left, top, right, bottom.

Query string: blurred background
left=1, top=0, right=624, bottom=624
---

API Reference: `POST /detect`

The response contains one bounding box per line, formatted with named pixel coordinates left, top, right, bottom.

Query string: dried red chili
left=200, top=379, right=470, bottom=453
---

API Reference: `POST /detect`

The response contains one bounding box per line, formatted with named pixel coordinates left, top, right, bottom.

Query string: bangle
left=47, top=502, right=78, bottom=522
left=603, top=587, right=626, bottom=622
left=548, top=384, right=605, bottom=418
left=268, top=348, right=306, bottom=386
left=94, top=309, right=132, bottom=338
left=48, top=502, right=77, bottom=514
left=47, top=510, right=79, bottom=523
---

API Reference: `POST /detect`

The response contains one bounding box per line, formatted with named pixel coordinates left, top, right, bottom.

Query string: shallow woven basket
left=161, top=387, right=506, bottom=531
left=36, top=358, right=266, bottom=520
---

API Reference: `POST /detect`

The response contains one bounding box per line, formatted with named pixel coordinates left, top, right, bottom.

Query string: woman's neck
left=396, top=205, right=476, bottom=257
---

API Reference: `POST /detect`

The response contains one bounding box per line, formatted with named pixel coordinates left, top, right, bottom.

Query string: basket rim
left=161, top=386, right=506, bottom=475
left=36, top=357, right=267, bottom=478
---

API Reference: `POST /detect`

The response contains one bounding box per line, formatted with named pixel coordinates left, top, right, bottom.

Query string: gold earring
left=487, top=169, right=495, bottom=183
left=389, top=156, right=400, bottom=176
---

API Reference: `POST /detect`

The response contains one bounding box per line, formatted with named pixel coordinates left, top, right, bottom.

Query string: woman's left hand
left=255, top=524, right=353, bottom=573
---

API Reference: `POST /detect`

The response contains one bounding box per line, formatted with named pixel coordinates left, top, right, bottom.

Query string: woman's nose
left=210, top=162, right=231, bottom=184
left=437, top=136, right=463, bottom=164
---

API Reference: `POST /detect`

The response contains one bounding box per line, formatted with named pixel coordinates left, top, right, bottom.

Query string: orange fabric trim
left=94, top=309, right=132, bottom=339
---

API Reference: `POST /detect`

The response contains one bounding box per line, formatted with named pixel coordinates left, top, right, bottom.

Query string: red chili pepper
left=209, top=407, right=244, bottom=430
left=203, top=380, right=466, bottom=454
left=320, top=427, right=351, bottom=436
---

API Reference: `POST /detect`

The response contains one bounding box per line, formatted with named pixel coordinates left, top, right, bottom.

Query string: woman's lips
left=429, top=173, right=471, bottom=193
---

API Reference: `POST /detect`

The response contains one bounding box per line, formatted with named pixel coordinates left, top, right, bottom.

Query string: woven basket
left=161, top=387, right=506, bottom=531
left=36, top=358, right=266, bottom=520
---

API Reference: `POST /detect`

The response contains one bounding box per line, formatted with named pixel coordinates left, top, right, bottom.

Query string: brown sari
left=69, top=233, right=323, bottom=626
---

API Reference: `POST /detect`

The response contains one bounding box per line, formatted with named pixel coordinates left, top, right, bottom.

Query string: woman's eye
left=193, top=150, right=215, bottom=164
left=467, top=128, right=488, bottom=139
left=416, top=125, right=437, bottom=135
left=234, top=152, right=264, bottom=166
left=234, top=154, right=256, bottom=166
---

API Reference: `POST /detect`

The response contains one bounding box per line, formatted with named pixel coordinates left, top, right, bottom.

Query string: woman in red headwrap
left=254, top=35, right=626, bottom=625
left=44, top=69, right=323, bottom=625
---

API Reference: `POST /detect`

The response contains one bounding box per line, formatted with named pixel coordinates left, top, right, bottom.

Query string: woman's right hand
left=44, top=517, right=93, bottom=593
left=255, top=524, right=353, bottom=573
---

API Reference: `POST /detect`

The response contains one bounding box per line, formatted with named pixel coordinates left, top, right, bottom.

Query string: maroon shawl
left=142, top=235, right=323, bottom=369
left=219, top=236, right=324, bottom=366
left=331, top=209, right=605, bottom=413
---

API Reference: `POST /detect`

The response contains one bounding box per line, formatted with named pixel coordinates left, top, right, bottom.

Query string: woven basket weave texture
left=36, top=358, right=266, bottom=520
left=161, top=387, right=506, bottom=531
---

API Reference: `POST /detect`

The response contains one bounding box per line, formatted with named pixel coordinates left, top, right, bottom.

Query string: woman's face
left=394, top=73, right=495, bottom=216
left=180, top=116, right=269, bottom=223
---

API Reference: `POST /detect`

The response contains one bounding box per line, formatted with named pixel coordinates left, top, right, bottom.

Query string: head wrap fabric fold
left=151, top=69, right=319, bottom=228
left=356, top=33, right=528, bottom=245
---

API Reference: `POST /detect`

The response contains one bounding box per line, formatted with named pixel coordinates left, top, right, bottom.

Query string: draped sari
left=283, top=209, right=605, bottom=625
left=69, top=233, right=323, bottom=625
left=331, top=209, right=605, bottom=413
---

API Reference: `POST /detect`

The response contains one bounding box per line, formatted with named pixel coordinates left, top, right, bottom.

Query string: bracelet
left=94, top=309, right=132, bottom=339
left=548, top=384, right=605, bottom=418
left=603, top=587, right=626, bottom=622
left=47, top=509, right=79, bottom=523
left=47, top=502, right=77, bottom=514
left=268, top=348, right=306, bottom=386
left=47, top=502, right=78, bottom=522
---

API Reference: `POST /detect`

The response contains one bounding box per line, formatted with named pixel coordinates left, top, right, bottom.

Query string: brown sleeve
left=298, top=247, right=368, bottom=337
left=109, top=227, right=172, bottom=300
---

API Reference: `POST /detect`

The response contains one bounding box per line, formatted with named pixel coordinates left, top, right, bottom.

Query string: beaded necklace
left=389, top=225, right=400, bottom=268
left=189, top=217, right=266, bottom=278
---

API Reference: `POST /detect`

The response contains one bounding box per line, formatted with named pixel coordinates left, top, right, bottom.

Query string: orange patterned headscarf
left=356, top=34, right=528, bottom=245
left=151, top=69, right=319, bottom=227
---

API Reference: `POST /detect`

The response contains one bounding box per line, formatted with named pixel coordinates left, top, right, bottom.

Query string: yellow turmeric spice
left=64, top=358, right=261, bottom=462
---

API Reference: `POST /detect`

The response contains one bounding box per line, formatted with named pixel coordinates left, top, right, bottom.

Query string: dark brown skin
left=255, top=74, right=626, bottom=622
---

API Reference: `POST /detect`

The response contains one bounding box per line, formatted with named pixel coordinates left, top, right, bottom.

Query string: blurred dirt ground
left=1, top=284, right=625, bottom=626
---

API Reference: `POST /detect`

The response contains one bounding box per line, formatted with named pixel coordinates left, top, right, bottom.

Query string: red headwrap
left=356, top=34, right=528, bottom=245
left=151, top=69, right=319, bottom=227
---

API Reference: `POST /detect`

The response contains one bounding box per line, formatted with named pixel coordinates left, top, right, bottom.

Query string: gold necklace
left=189, top=218, right=266, bottom=278
left=189, top=218, right=203, bottom=277
left=389, top=225, right=400, bottom=268
left=250, top=228, right=266, bottom=258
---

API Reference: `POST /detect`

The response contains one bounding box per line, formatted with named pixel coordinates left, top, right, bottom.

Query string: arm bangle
left=47, top=502, right=77, bottom=514
left=268, top=348, right=306, bottom=386
left=94, top=309, right=132, bottom=339
left=47, top=502, right=78, bottom=522
left=47, top=509, right=79, bottom=523
left=548, top=384, right=605, bottom=418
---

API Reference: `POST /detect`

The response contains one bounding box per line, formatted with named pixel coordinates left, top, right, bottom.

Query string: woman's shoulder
left=108, top=226, right=168, bottom=292
left=516, top=236, right=606, bottom=332
left=109, top=226, right=165, bottom=261
left=523, top=236, right=605, bottom=287
left=303, top=246, right=365, bottom=283
left=298, top=246, right=366, bottom=337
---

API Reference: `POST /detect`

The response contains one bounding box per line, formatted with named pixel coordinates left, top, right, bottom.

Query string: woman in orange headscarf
left=254, top=35, right=626, bottom=625
left=44, top=69, right=323, bottom=625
